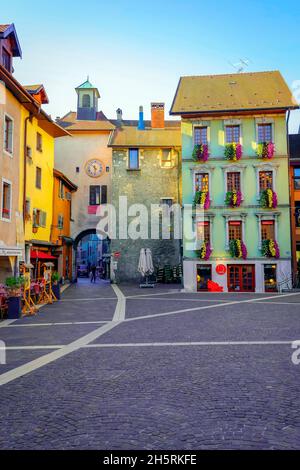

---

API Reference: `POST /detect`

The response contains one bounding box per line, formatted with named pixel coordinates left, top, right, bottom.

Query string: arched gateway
left=73, top=229, right=111, bottom=281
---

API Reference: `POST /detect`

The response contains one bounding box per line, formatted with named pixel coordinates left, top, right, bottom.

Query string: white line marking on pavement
left=60, top=297, right=116, bottom=302
left=112, top=285, right=126, bottom=322
left=124, top=292, right=300, bottom=323
left=126, top=290, right=182, bottom=299
left=3, top=345, right=64, bottom=350
left=84, top=340, right=294, bottom=348
left=254, top=301, right=300, bottom=306
left=0, top=319, right=17, bottom=327
left=128, top=297, right=231, bottom=303
left=0, top=321, right=120, bottom=386
left=4, top=321, right=109, bottom=328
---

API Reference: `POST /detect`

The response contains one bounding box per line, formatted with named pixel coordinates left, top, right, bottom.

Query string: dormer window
left=82, top=94, right=91, bottom=108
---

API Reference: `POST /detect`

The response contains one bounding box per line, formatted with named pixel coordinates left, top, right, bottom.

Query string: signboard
left=0, top=248, right=23, bottom=257
left=216, top=264, right=227, bottom=275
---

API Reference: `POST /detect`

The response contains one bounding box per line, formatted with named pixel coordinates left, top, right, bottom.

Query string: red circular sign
left=216, top=264, right=226, bottom=275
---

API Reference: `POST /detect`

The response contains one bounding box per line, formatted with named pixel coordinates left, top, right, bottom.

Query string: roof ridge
left=179, top=70, right=281, bottom=79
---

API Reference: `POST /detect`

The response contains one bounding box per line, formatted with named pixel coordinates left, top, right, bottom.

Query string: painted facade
left=171, top=71, right=297, bottom=292
left=51, top=169, right=77, bottom=280
left=109, top=104, right=182, bottom=282
left=289, top=134, right=300, bottom=274
left=55, top=80, right=115, bottom=277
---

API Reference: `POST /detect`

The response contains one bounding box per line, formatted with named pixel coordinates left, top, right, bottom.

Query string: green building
left=170, top=71, right=297, bottom=292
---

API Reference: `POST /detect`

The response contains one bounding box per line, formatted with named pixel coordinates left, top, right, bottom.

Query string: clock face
left=85, top=159, right=103, bottom=178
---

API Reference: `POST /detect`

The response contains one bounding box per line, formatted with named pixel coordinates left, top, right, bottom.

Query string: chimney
left=137, top=105, right=145, bottom=130
left=151, top=102, right=165, bottom=129
left=116, top=108, right=122, bottom=121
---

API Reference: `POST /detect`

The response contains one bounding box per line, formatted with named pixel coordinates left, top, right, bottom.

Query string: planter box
left=52, top=283, right=61, bottom=300
left=7, top=296, right=22, bottom=319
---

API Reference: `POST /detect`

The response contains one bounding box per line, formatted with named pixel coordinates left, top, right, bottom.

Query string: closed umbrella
left=145, top=248, right=154, bottom=275
left=138, top=248, right=147, bottom=277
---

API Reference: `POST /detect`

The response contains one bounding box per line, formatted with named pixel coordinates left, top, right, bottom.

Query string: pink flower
left=202, top=144, right=209, bottom=162
left=204, top=191, right=210, bottom=209
left=204, top=242, right=212, bottom=260
left=267, top=142, right=275, bottom=159
left=241, top=241, right=248, bottom=260
left=272, top=191, right=278, bottom=208
left=274, top=240, right=280, bottom=258
left=236, top=190, right=242, bottom=207
left=236, top=144, right=242, bottom=160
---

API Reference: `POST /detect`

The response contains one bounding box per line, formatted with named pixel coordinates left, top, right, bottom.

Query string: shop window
left=264, top=264, right=277, bottom=292
left=197, top=265, right=212, bottom=291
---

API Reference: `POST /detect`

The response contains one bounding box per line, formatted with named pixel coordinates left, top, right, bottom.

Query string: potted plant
left=5, top=276, right=25, bottom=319
left=260, top=189, right=278, bottom=209
left=225, top=190, right=242, bottom=207
left=229, top=239, right=247, bottom=260
left=224, top=143, right=242, bottom=161
left=192, top=144, right=209, bottom=162
left=51, top=271, right=61, bottom=300
left=256, top=142, right=275, bottom=159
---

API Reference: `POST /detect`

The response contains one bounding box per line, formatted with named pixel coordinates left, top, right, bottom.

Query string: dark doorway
left=74, top=230, right=110, bottom=281
left=197, top=265, right=212, bottom=291
left=264, top=264, right=277, bottom=292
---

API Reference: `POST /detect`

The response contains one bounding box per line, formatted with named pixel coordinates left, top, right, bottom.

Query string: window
left=4, top=115, right=13, bottom=154
left=261, top=220, right=275, bottom=241
left=258, top=123, right=272, bottom=143
left=33, top=209, right=47, bottom=227
left=36, top=132, right=42, bottom=152
left=1, top=180, right=11, bottom=220
left=197, top=221, right=210, bottom=243
left=295, top=201, right=300, bottom=228
left=89, top=185, right=107, bottom=205
left=229, top=221, right=242, bottom=241
left=294, top=168, right=300, bottom=190
left=2, top=48, right=12, bottom=72
left=227, top=172, right=240, bottom=192
left=59, top=180, right=64, bottom=199
left=58, top=215, right=64, bottom=230
left=195, top=173, right=209, bottom=192
left=76, top=167, right=80, bottom=173
left=36, top=167, right=42, bottom=189
left=194, top=127, right=208, bottom=145
left=225, top=125, right=240, bottom=143
left=161, top=149, right=172, bottom=168
left=259, top=171, right=273, bottom=191
left=128, top=149, right=139, bottom=169
left=25, top=199, right=31, bottom=218
left=160, top=198, right=173, bottom=208
left=82, top=94, right=91, bottom=108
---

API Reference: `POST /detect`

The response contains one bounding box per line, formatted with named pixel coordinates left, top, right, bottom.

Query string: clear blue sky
left=2, top=0, right=300, bottom=130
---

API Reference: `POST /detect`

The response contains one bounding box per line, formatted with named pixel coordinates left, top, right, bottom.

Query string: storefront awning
left=30, top=249, right=57, bottom=260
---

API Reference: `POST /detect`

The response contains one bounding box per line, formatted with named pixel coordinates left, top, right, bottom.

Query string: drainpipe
left=286, top=110, right=295, bottom=279
left=23, top=112, right=33, bottom=263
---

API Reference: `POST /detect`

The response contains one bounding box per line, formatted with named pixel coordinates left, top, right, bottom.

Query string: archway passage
left=74, top=229, right=111, bottom=281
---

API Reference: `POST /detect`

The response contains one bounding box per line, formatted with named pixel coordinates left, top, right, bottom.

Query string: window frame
left=294, top=167, right=300, bottom=190
left=259, top=170, right=273, bottom=192
left=3, top=113, right=14, bottom=156
left=35, top=167, right=42, bottom=189
left=160, top=148, right=173, bottom=168
left=82, top=94, right=91, bottom=108
left=36, top=132, right=43, bottom=152
left=228, top=221, right=242, bottom=241
left=128, top=148, right=139, bottom=170
left=227, top=172, right=241, bottom=192
left=194, top=126, right=208, bottom=145
left=261, top=220, right=275, bottom=241
left=195, top=172, right=209, bottom=193
left=0, top=178, right=12, bottom=222
left=225, top=125, right=240, bottom=144
left=257, top=123, right=273, bottom=143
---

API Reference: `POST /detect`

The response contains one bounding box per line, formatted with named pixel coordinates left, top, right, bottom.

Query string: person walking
left=90, top=264, right=97, bottom=283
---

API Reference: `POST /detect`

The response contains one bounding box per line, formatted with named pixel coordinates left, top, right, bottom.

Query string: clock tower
left=75, top=77, right=100, bottom=120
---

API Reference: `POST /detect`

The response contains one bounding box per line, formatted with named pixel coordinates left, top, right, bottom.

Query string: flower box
left=257, top=142, right=275, bottom=159
left=192, top=144, right=209, bottom=162
left=262, top=239, right=280, bottom=258
left=193, top=191, right=210, bottom=209
left=224, top=143, right=242, bottom=161
left=260, top=189, right=278, bottom=208
left=229, top=239, right=247, bottom=259
left=225, top=190, right=242, bottom=207
left=197, top=241, right=212, bottom=261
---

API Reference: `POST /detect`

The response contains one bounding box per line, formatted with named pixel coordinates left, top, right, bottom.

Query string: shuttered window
left=89, top=185, right=107, bottom=205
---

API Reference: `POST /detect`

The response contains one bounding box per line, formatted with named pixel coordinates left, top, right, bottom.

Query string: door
left=228, top=265, right=255, bottom=292
left=197, top=265, right=212, bottom=291
left=264, top=264, right=277, bottom=292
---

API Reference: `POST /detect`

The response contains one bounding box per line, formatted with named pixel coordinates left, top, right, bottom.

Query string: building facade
left=55, top=79, right=115, bottom=277
left=109, top=103, right=182, bottom=282
left=289, top=134, right=300, bottom=274
left=51, top=169, right=77, bottom=280
left=171, top=71, right=297, bottom=292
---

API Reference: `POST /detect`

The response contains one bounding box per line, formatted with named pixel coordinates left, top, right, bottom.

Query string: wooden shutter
left=101, top=185, right=107, bottom=204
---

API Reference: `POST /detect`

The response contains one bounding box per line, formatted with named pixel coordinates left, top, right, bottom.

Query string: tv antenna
left=228, top=58, right=250, bottom=73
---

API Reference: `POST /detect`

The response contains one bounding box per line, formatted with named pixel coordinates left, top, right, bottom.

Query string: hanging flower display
left=229, top=239, right=248, bottom=260
left=198, top=241, right=212, bottom=261
left=225, top=189, right=242, bottom=207
left=192, top=144, right=209, bottom=162
left=224, top=143, right=242, bottom=161
left=193, top=190, right=210, bottom=209
left=260, top=189, right=278, bottom=209
left=256, top=142, right=275, bottom=159
left=261, top=239, right=280, bottom=258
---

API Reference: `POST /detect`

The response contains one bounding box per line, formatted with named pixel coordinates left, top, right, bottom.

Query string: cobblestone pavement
left=0, top=280, right=300, bottom=449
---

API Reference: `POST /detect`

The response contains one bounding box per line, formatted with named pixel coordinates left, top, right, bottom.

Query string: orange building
left=51, top=169, right=77, bottom=281
left=289, top=134, right=300, bottom=276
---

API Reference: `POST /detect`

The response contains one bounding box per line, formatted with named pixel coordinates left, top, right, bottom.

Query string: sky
left=2, top=0, right=300, bottom=130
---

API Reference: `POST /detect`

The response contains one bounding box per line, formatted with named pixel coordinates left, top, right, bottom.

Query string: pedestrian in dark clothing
left=90, top=265, right=97, bottom=283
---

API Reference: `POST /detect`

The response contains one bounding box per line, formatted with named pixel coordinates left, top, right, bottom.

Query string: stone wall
left=111, top=148, right=182, bottom=282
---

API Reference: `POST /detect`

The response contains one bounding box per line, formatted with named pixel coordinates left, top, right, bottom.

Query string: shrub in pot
left=5, top=276, right=25, bottom=319
left=51, top=271, right=61, bottom=300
